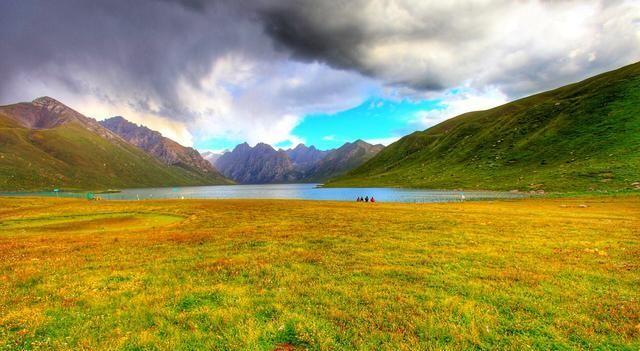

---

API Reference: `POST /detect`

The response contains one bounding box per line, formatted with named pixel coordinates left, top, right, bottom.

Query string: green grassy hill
left=327, top=62, right=640, bottom=192
left=0, top=98, right=232, bottom=191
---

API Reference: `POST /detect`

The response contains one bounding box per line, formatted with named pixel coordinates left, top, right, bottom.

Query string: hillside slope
left=100, top=116, right=229, bottom=184
left=0, top=97, right=231, bottom=190
left=327, top=62, right=640, bottom=192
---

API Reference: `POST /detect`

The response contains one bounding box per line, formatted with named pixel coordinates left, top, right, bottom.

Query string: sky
left=1, top=0, right=639, bottom=152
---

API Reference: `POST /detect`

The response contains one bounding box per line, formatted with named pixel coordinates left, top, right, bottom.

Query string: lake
left=2, top=184, right=527, bottom=203
left=82, top=183, right=525, bottom=203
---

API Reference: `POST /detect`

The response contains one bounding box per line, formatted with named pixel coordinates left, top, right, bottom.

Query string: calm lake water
left=87, top=183, right=525, bottom=203
left=2, top=184, right=526, bottom=203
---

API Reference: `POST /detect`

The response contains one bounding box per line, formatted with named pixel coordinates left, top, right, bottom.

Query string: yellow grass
left=0, top=196, right=639, bottom=350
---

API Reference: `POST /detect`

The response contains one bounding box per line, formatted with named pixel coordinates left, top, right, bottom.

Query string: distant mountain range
left=0, top=97, right=231, bottom=190
left=327, top=61, right=640, bottom=192
left=214, top=140, right=384, bottom=184
left=215, top=142, right=298, bottom=184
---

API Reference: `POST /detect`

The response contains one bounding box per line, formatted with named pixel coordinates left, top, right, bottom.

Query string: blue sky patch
left=195, top=96, right=443, bottom=151
left=291, top=97, right=441, bottom=149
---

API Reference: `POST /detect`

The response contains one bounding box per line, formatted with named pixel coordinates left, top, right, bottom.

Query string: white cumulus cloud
left=413, top=87, right=508, bottom=129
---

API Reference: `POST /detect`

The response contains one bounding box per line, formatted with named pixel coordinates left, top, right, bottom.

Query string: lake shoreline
left=0, top=183, right=527, bottom=203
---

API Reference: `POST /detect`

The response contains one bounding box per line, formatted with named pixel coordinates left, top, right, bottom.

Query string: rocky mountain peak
left=215, top=142, right=296, bottom=184
left=104, top=115, right=127, bottom=123
left=30, top=96, right=80, bottom=119
left=254, top=142, right=276, bottom=151
left=32, top=96, right=65, bottom=107
left=0, top=96, right=115, bottom=136
left=285, top=143, right=329, bottom=169
left=233, top=142, right=251, bottom=152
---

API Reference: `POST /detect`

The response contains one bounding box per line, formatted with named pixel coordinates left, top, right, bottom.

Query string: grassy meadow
left=0, top=196, right=639, bottom=350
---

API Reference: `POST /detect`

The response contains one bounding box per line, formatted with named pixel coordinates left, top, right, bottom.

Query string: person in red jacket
left=370, top=197, right=375, bottom=203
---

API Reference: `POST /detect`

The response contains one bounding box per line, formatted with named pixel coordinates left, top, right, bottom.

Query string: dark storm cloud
left=0, top=0, right=638, bottom=130
left=260, top=2, right=367, bottom=70
left=255, top=0, right=509, bottom=92
left=157, top=0, right=208, bottom=11
left=0, top=0, right=270, bottom=120
left=257, top=0, right=445, bottom=91
left=258, top=1, right=448, bottom=92
left=256, top=0, right=640, bottom=96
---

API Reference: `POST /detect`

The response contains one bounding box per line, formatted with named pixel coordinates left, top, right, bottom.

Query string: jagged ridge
left=100, top=116, right=229, bottom=183
left=214, top=140, right=384, bottom=184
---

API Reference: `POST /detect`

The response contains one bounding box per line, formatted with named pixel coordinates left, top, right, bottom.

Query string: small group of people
left=356, top=196, right=375, bottom=203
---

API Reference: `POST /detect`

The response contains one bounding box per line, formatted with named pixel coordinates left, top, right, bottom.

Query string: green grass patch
left=0, top=197, right=638, bottom=349
left=0, top=212, right=184, bottom=234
